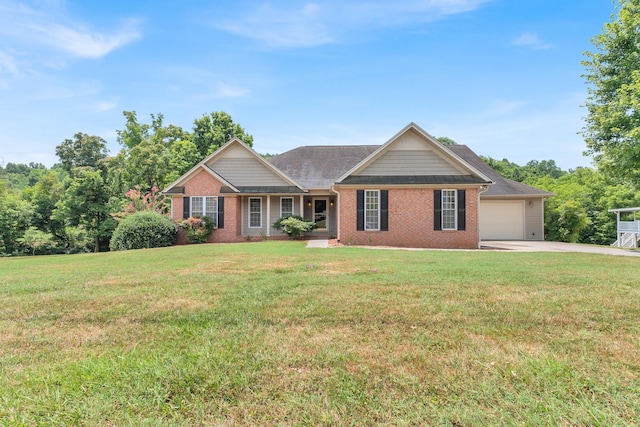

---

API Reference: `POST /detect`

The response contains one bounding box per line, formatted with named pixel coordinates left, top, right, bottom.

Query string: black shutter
left=217, top=196, right=224, bottom=229
left=183, top=197, right=190, bottom=219
left=434, top=190, right=442, bottom=231
left=356, top=190, right=364, bottom=231
left=457, top=190, right=466, bottom=231
left=380, top=190, right=389, bottom=231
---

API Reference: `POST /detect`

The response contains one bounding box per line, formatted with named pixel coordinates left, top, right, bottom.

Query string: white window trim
left=190, top=196, right=218, bottom=228
left=441, top=189, right=457, bottom=231
left=365, top=189, right=380, bottom=231
left=249, top=197, right=262, bottom=228
left=280, top=197, right=294, bottom=218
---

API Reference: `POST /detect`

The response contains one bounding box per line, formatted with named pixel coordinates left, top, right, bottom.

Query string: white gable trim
left=336, top=122, right=493, bottom=184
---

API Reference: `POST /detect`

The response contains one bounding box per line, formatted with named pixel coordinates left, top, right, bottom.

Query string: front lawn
left=1, top=242, right=638, bottom=425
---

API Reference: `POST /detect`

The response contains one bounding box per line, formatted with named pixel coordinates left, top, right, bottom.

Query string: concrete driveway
left=481, top=240, right=640, bottom=257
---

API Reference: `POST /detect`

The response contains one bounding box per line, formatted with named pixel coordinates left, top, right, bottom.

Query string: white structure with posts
left=609, top=207, right=640, bottom=248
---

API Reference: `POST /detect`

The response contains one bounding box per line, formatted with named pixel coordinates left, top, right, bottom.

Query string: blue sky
left=0, top=0, right=614, bottom=170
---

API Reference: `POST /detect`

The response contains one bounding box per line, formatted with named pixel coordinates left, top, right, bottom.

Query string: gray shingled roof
left=268, top=143, right=552, bottom=197
left=268, top=145, right=379, bottom=189
left=340, top=175, right=489, bottom=185
left=220, top=186, right=306, bottom=194
left=448, top=145, right=554, bottom=197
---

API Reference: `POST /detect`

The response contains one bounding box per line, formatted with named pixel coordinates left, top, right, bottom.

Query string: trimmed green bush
left=273, top=215, right=316, bottom=239
left=110, top=211, right=177, bottom=251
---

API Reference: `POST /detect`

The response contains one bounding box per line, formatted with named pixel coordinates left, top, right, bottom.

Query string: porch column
left=266, top=196, right=271, bottom=237
left=299, top=196, right=304, bottom=219
left=616, top=211, right=621, bottom=247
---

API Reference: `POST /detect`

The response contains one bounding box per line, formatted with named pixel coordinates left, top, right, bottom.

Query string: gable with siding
left=206, top=143, right=292, bottom=187
left=355, top=128, right=467, bottom=176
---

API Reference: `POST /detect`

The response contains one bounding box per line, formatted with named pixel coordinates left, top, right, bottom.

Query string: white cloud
left=213, top=0, right=492, bottom=48
left=0, top=1, right=142, bottom=59
left=0, top=50, right=19, bottom=75
left=215, top=82, right=250, bottom=98
left=217, top=3, right=334, bottom=48
left=34, top=20, right=141, bottom=58
left=94, top=100, right=118, bottom=112
left=511, top=32, right=553, bottom=50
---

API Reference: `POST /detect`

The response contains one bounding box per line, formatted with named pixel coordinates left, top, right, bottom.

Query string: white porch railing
left=610, top=207, right=640, bottom=247
left=617, top=221, right=640, bottom=232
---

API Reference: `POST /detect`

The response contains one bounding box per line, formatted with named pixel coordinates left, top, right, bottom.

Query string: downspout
left=331, top=183, right=341, bottom=242
left=477, top=185, right=490, bottom=249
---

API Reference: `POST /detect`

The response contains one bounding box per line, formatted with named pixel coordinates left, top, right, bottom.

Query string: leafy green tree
left=523, top=160, right=566, bottom=180
left=0, top=162, right=48, bottom=190
left=437, top=136, right=457, bottom=145
left=582, top=0, right=640, bottom=185
left=110, top=111, right=191, bottom=192
left=21, top=171, right=65, bottom=239
left=482, top=157, right=567, bottom=183
left=0, top=184, right=33, bottom=255
left=192, top=111, right=254, bottom=157
left=165, top=139, right=201, bottom=184
left=55, top=133, right=109, bottom=173
left=531, top=167, right=640, bottom=245
left=53, top=168, right=114, bottom=252
left=17, top=227, right=55, bottom=255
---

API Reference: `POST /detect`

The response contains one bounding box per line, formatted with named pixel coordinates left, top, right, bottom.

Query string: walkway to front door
left=306, top=239, right=329, bottom=248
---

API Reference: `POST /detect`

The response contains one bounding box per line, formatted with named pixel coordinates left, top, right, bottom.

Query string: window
left=441, top=189, right=457, bottom=230
left=357, top=190, right=388, bottom=232
left=191, top=196, right=218, bottom=227
left=365, top=190, right=380, bottom=231
left=249, top=197, right=262, bottom=228
left=280, top=197, right=294, bottom=218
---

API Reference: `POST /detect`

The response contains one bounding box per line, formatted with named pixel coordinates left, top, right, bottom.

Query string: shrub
left=177, top=216, right=215, bottom=244
left=273, top=215, right=316, bottom=239
left=110, top=211, right=177, bottom=251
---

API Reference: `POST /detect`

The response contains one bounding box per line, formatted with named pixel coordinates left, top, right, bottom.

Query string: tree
left=582, top=0, right=640, bottom=185
left=21, top=170, right=66, bottom=241
left=165, top=139, right=201, bottom=184
left=0, top=184, right=33, bottom=255
left=53, top=167, right=114, bottom=252
left=531, top=167, right=640, bottom=245
left=110, top=111, right=191, bottom=192
left=55, top=133, right=109, bottom=173
left=17, top=227, right=55, bottom=255
left=192, top=111, right=254, bottom=157
left=437, top=136, right=457, bottom=145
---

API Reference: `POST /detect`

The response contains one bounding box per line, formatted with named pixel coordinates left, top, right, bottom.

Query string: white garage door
left=480, top=201, right=524, bottom=240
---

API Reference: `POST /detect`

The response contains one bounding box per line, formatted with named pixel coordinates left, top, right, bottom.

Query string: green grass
left=1, top=242, right=639, bottom=426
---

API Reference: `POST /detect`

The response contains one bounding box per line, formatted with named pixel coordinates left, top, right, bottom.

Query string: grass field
left=1, top=242, right=639, bottom=426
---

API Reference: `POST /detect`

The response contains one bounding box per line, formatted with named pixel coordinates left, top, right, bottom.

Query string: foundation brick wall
left=338, top=187, right=479, bottom=249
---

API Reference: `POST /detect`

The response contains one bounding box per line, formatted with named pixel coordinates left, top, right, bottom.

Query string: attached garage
left=480, top=200, right=524, bottom=240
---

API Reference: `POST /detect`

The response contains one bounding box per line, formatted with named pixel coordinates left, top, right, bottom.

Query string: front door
left=313, top=198, right=328, bottom=230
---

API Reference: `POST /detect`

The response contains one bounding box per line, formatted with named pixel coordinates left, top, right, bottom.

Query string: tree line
left=0, top=111, right=252, bottom=255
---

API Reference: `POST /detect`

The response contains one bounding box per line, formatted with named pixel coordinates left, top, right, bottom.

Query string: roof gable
left=163, top=138, right=304, bottom=194
left=337, top=123, right=492, bottom=184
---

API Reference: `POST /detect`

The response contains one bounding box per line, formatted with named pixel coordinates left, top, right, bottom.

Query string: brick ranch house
left=163, top=123, right=553, bottom=249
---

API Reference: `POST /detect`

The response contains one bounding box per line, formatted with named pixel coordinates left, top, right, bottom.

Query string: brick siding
left=338, top=187, right=479, bottom=249
left=170, top=169, right=245, bottom=244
